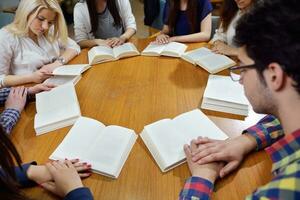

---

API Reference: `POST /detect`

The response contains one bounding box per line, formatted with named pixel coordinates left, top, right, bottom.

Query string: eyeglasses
left=228, top=64, right=256, bottom=81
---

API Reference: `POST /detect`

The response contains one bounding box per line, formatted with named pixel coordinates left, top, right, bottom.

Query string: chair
left=211, top=15, right=220, bottom=39
left=0, top=12, right=14, bottom=28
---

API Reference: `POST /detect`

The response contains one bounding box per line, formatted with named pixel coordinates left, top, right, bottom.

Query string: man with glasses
left=179, top=0, right=300, bottom=199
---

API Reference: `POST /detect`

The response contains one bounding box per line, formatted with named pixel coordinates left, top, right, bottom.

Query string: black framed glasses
left=228, top=64, right=257, bottom=81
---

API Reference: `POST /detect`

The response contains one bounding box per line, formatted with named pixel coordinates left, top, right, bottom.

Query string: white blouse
left=73, top=0, right=137, bottom=43
left=0, top=28, right=80, bottom=83
left=211, top=10, right=242, bottom=46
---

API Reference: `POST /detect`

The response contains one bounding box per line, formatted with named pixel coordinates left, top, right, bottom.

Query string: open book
left=88, top=43, right=140, bottom=65
left=201, top=75, right=250, bottom=116
left=50, top=117, right=137, bottom=179
left=140, top=109, right=228, bottom=172
left=34, top=83, right=81, bottom=135
left=44, top=75, right=82, bottom=86
left=181, top=47, right=236, bottom=73
left=141, top=42, right=187, bottom=57
left=44, top=64, right=90, bottom=86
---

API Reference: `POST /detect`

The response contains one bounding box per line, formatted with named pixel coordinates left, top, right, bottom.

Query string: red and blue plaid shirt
left=0, top=87, right=21, bottom=134
left=179, top=115, right=300, bottom=199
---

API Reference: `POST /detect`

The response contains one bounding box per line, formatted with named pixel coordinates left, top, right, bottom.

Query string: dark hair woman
left=211, top=0, right=255, bottom=56
left=74, top=0, right=136, bottom=48
left=156, top=0, right=212, bottom=44
left=0, top=126, right=93, bottom=200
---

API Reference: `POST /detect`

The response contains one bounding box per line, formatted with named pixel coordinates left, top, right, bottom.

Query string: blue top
left=0, top=162, right=93, bottom=200
left=163, top=0, right=212, bottom=36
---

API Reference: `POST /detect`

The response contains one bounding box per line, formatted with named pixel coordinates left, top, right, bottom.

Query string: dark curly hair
left=234, top=0, right=300, bottom=94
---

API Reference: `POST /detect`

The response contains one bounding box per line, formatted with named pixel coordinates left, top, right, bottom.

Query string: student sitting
left=0, top=126, right=93, bottom=200
left=180, top=0, right=300, bottom=199
left=74, top=0, right=137, bottom=48
left=0, top=0, right=81, bottom=88
left=156, top=0, right=212, bottom=44
left=210, top=0, right=256, bottom=56
left=0, top=84, right=54, bottom=134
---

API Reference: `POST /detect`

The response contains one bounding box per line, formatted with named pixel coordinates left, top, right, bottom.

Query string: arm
left=169, top=13, right=212, bottom=43
left=243, top=115, right=284, bottom=151
left=179, top=140, right=223, bottom=200
left=190, top=115, right=283, bottom=177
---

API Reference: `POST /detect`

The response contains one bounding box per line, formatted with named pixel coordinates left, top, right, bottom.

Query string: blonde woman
left=0, top=0, right=80, bottom=87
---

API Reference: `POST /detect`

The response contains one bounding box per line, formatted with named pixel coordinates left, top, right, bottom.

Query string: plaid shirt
left=0, top=87, right=21, bottom=134
left=179, top=115, right=300, bottom=200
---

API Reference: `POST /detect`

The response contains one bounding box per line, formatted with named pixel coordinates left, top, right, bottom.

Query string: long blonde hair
left=6, top=0, right=68, bottom=45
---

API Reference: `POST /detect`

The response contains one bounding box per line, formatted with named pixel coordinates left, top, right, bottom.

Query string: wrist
left=239, top=134, right=257, bottom=155
left=120, top=35, right=127, bottom=41
left=192, top=169, right=218, bottom=183
left=27, top=165, right=51, bottom=183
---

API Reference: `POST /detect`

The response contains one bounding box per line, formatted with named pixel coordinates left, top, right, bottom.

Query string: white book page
left=88, top=46, right=114, bottom=64
left=183, top=47, right=212, bottom=62
left=85, top=125, right=136, bottom=177
left=36, top=83, right=78, bottom=114
left=50, top=117, right=106, bottom=160
left=196, top=54, right=235, bottom=73
left=52, top=64, right=90, bottom=76
left=144, top=119, right=187, bottom=168
left=203, top=75, right=249, bottom=105
left=162, top=42, right=187, bottom=57
left=44, top=75, right=81, bottom=86
left=142, top=43, right=165, bottom=55
left=113, top=43, right=138, bottom=58
left=172, top=109, right=228, bottom=142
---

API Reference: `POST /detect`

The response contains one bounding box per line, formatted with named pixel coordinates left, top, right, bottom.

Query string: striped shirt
left=179, top=115, right=300, bottom=200
left=0, top=87, right=21, bottom=134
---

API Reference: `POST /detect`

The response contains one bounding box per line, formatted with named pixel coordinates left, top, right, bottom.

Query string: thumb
left=220, top=161, right=240, bottom=178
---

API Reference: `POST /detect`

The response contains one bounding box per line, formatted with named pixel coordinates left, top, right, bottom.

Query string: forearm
left=0, top=108, right=21, bottom=134
left=60, top=48, right=78, bottom=64
left=243, top=115, right=284, bottom=151
left=4, top=74, right=33, bottom=87
left=78, top=39, right=103, bottom=48
left=172, top=32, right=211, bottom=43
left=120, top=28, right=136, bottom=41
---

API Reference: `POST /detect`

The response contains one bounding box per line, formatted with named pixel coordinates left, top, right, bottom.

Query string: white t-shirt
left=73, top=0, right=137, bottom=43
left=0, top=28, right=80, bottom=83
left=211, top=10, right=242, bottom=46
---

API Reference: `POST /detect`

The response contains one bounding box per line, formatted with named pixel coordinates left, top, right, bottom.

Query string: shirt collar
left=265, top=129, right=300, bottom=174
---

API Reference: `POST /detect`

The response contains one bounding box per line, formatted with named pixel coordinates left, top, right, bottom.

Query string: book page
left=88, top=46, right=114, bottom=64
left=203, top=75, right=249, bottom=105
left=141, top=43, right=165, bottom=56
left=144, top=119, right=187, bottom=169
left=44, top=75, right=81, bottom=86
left=182, top=47, right=212, bottom=63
left=113, top=43, right=139, bottom=59
left=172, top=109, right=228, bottom=142
left=36, top=83, right=78, bottom=114
left=161, top=42, right=187, bottom=57
left=52, top=64, right=90, bottom=76
left=85, top=125, right=136, bottom=177
left=50, top=117, right=106, bottom=161
left=196, top=54, right=236, bottom=73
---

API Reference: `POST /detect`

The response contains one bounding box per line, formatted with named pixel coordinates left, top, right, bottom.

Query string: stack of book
left=201, top=75, right=250, bottom=116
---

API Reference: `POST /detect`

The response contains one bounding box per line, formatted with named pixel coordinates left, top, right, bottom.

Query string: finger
left=69, top=158, right=80, bottom=164
left=192, top=143, right=218, bottom=156
left=52, top=160, right=65, bottom=169
left=22, top=88, right=28, bottom=98
left=65, top=159, right=74, bottom=168
left=197, top=152, right=225, bottom=165
left=220, top=161, right=240, bottom=178
left=183, top=144, right=192, bottom=159
left=79, top=172, right=92, bottom=178
left=45, top=162, right=57, bottom=174
left=40, top=181, right=57, bottom=194
left=192, top=147, right=219, bottom=162
left=190, top=139, right=198, bottom=153
left=75, top=163, right=92, bottom=172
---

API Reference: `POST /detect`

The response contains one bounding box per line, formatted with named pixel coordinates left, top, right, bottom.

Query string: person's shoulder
left=74, top=0, right=87, bottom=11
left=0, top=27, right=17, bottom=43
